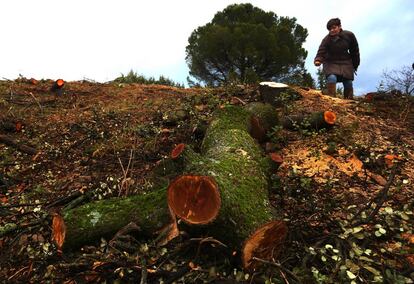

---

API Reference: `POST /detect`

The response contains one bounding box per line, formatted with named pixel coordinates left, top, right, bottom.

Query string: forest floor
left=0, top=78, right=413, bottom=283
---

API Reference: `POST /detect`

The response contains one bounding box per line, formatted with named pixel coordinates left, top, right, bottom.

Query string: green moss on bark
left=179, top=105, right=273, bottom=247
left=63, top=187, right=171, bottom=249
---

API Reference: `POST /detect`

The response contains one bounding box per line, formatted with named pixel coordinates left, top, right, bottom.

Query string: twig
left=0, top=202, right=46, bottom=209
left=0, top=219, right=43, bottom=238
left=7, top=265, right=29, bottom=281
left=192, top=236, right=228, bottom=260
left=140, top=258, right=148, bottom=284
left=118, top=149, right=134, bottom=196
left=27, top=92, right=43, bottom=113
left=163, top=265, right=191, bottom=284
left=45, top=190, right=82, bottom=209
left=252, top=257, right=300, bottom=283
left=352, top=165, right=398, bottom=226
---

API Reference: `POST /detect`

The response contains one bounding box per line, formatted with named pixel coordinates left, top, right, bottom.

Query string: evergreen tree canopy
left=185, top=3, right=309, bottom=86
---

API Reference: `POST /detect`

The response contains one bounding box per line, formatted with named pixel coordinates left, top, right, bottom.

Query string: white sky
left=1, top=0, right=413, bottom=95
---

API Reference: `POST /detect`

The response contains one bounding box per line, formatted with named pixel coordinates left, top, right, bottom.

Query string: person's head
left=326, top=18, right=342, bottom=36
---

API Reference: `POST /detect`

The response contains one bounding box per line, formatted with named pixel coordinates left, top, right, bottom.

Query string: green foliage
left=299, top=202, right=414, bottom=284
left=113, top=70, right=184, bottom=88
left=186, top=3, right=309, bottom=86
left=282, top=68, right=315, bottom=88
left=316, top=67, right=326, bottom=90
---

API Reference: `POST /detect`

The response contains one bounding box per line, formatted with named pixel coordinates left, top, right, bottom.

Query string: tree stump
left=259, top=82, right=302, bottom=106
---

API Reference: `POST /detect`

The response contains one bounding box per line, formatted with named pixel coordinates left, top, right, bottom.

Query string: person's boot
left=327, top=83, right=336, bottom=97
left=344, top=88, right=354, bottom=99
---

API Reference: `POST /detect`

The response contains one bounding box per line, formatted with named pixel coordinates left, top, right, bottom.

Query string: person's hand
left=314, top=60, right=321, bottom=66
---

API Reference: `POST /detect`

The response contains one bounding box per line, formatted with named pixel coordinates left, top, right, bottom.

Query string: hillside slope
left=1, top=79, right=413, bottom=283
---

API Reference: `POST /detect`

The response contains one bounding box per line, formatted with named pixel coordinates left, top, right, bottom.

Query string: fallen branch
left=27, top=92, right=43, bottom=113
left=0, top=135, right=38, bottom=155
left=252, top=257, right=300, bottom=283
left=352, top=165, right=398, bottom=226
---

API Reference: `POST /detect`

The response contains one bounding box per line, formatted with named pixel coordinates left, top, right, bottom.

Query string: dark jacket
left=314, top=29, right=360, bottom=80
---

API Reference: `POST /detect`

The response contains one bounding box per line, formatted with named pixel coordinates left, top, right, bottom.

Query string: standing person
left=314, top=18, right=360, bottom=99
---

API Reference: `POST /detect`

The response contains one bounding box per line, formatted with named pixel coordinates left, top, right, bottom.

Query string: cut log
left=242, top=220, right=288, bottom=269
left=0, top=134, right=38, bottom=155
left=168, top=175, right=221, bottom=225
left=50, top=79, right=65, bottom=95
left=269, top=153, right=283, bottom=170
left=0, top=120, right=23, bottom=133
left=282, top=111, right=336, bottom=131
left=245, top=102, right=279, bottom=142
left=63, top=187, right=174, bottom=249
left=167, top=105, right=287, bottom=269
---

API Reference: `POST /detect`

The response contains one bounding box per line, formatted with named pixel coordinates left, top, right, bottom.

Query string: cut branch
left=0, top=134, right=38, bottom=155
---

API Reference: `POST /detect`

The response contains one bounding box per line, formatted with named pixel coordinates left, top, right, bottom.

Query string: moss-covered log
left=63, top=187, right=173, bottom=249
left=167, top=105, right=287, bottom=269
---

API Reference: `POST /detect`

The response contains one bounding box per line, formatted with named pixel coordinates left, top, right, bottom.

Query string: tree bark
left=63, top=187, right=173, bottom=249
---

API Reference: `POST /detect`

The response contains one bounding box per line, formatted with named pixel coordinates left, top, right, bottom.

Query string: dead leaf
left=401, top=233, right=414, bottom=244
left=188, top=261, right=201, bottom=270
left=92, top=261, right=106, bottom=270
left=84, top=272, right=100, bottom=282
left=368, top=173, right=387, bottom=186
left=384, top=154, right=402, bottom=168
left=405, top=255, right=414, bottom=268
left=348, top=154, right=364, bottom=172
left=0, top=195, right=8, bottom=204
left=52, top=213, right=67, bottom=254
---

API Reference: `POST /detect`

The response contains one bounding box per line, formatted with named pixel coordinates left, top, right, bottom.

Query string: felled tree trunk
left=282, top=111, right=337, bottom=131
left=167, top=105, right=287, bottom=269
left=63, top=187, right=173, bottom=249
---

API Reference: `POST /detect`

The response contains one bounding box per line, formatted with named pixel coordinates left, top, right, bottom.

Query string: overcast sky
left=1, top=0, right=413, bottom=95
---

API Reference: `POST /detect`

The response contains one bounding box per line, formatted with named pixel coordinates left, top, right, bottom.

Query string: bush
left=113, top=70, right=184, bottom=88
